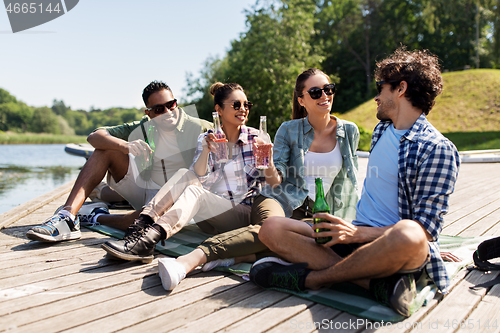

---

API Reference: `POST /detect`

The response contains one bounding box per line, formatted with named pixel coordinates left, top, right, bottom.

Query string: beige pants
left=141, top=169, right=252, bottom=239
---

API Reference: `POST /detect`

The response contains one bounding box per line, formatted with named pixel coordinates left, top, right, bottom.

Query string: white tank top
left=303, top=141, right=342, bottom=201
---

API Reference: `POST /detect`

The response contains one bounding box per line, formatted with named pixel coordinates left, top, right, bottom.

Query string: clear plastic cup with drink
left=254, top=142, right=272, bottom=169
left=254, top=116, right=272, bottom=169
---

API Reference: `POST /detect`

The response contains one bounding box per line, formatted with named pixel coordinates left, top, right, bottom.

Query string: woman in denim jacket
left=159, top=69, right=360, bottom=290
left=252, top=68, right=359, bottom=234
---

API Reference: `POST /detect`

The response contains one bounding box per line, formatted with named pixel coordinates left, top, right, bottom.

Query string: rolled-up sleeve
left=412, top=142, right=460, bottom=241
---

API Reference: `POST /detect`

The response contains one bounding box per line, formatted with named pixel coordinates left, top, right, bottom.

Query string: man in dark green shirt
left=26, top=81, right=212, bottom=243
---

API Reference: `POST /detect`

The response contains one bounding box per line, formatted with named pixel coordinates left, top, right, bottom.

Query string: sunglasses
left=304, top=83, right=336, bottom=100
left=147, top=99, right=177, bottom=114
left=223, top=100, right=253, bottom=111
left=376, top=80, right=401, bottom=94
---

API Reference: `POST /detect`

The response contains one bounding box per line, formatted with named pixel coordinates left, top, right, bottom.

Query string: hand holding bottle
left=202, top=131, right=218, bottom=153
left=128, top=139, right=152, bottom=160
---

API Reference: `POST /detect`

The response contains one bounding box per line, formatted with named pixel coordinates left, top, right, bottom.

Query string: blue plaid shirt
left=190, top=125, right=266, bottom=205
left=371, top=113, right=460, bottom=293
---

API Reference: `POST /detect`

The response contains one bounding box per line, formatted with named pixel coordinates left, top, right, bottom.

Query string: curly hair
left=142, top=81, right=172, bottom=106
left=375, top=47, right=443, bottom=115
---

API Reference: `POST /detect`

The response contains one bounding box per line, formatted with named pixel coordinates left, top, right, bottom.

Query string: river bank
left=0, top=131, right=87, bottom=144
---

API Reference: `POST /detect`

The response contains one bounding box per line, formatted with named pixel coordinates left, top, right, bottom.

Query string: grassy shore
left=0, top=132, right=88, bottom=144
left=338, top=69, right=500, bottom=151
left=443, top=131, right=500, bottom=151
left=1, top=130, right=499, bottom=151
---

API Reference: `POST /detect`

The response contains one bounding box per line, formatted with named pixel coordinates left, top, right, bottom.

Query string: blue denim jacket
left=260, top=115, right=360, bottom=221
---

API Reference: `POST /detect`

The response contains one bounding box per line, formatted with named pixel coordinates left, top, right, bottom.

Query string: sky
left=0, top=0, right=257, bottom=111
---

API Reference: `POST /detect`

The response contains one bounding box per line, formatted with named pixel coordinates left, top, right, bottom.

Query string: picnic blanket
left=86, top=223, right=487, bottom=322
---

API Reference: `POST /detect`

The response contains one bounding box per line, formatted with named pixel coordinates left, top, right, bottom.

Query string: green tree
left=186, top=0, right=324, bottom=137
left=0, top=88, right=17, bottom=104
left=57, top=116, right=75, bottom=135
left=30, top=107, right=59, bottom=134
left=0, top=102, right=33, bottom=132
left=51, top=99, right=70, bottom=116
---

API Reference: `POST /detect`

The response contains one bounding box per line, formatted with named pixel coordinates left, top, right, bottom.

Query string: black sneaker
left=249, top=257, right=310, bottom=293
left=101, top=224, right=161, bottom=264
left=370, top=273, right=416, bottom=317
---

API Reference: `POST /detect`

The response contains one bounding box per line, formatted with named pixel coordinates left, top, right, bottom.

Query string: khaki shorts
left=107, top=154, right=161, bottom=210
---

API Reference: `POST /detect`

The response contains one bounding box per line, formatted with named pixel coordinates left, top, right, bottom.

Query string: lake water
left=0, top=144, right=86, bottom=214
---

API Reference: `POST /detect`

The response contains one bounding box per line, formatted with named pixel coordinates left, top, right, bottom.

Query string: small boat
left=65, top=143, right=94, bottom=159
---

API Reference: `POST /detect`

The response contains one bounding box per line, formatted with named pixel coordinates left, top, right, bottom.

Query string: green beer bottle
left=313, top=178, right=332, bottom=244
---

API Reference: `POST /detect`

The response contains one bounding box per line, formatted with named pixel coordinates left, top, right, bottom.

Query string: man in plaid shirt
left=250, top=47, right=460, bottom=318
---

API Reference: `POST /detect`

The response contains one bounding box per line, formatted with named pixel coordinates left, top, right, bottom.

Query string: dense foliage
left=1, top=0, right=499, bottom=140
left=0, top=88, right=144, bottom=136
left=184, top=0, right=500, bottom=137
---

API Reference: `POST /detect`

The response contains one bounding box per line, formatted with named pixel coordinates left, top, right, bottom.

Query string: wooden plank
left=0, top=230, right=108, bottom=261
left=266, top=304, right=342, bottom=333
left=5, top=271, right=234, bottom=332
left=445, top=192, right=500, bottom=227
left=0, top=250, right=116, bottom=289
left=0, top=181, right=72, bottom=229
left=0, top=248, right=104, bottom=279
left=47, top=276, right=244, bottom=333
left=457, top=283, right=500, bottom=333
left=117, top=282, right=265, bottom=333
left=0, top=273, right=161, bottom=330
left=0, top=241, right=104, bottom=271
left=321, top=312, right=368, bottom=333
left=0, top=258, right=153, bottom=304
left=449, top=176, right=496, bottom=204
left=482, top=220, right=500, bottom=237
left=166, top=290, right=291, bottom=333
left=459, top=206, right=500, bottom=237
left=442, top=200, right=500, bottom=236
left=219, top=296, right=314, bottom=333
left=0, top=262, right=224, bottom=318
left=418, top=270, right=500, bottom=333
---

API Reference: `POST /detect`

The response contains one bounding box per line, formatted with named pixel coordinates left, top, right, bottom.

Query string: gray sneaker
left=370, top=273, right=417, bottom=317
left=26, top=213, right=81, bottom=242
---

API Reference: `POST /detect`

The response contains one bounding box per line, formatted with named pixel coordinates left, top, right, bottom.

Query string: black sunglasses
left=376, top=80, right=401, bottom=94
left=147, top=99, right=177, bottom=114
left=223, top=100, right=253, bottom=111
left=305, top=83, right=336, bottom=100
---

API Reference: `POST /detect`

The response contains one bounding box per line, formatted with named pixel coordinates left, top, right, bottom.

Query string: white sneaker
left=202, top=258, right=236, bottom=272
left=251, top=257, right=293, bottom=268
left=158, top=258, right=186, bottom=291
left=26, top=212, right=81, bottom=242
left=78, top=203, right=109, bottom=226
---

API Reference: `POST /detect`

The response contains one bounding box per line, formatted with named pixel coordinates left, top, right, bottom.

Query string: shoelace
left=124, top=227, right=148, bottom=244
left=271, top=270, right=301, bottom=292
left=123, top=223, right=144, bottom=240
left=40, top=215, right=65, bottom=232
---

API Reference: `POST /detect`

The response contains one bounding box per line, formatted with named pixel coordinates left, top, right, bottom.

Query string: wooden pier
left=0, top=159, right=499, bottom=333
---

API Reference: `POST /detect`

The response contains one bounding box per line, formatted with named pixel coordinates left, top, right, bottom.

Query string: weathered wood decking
left=0, top=159, right=499, bottom=333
